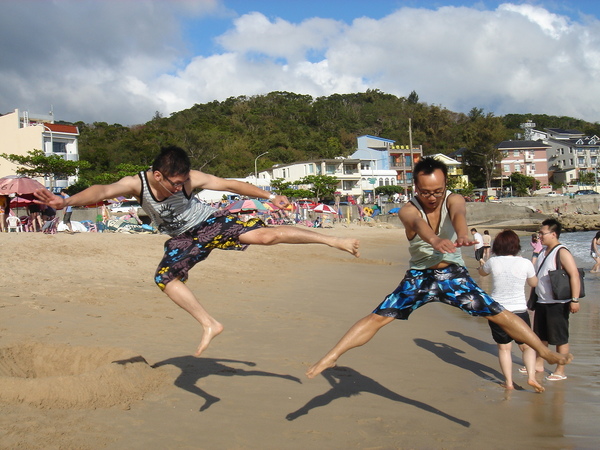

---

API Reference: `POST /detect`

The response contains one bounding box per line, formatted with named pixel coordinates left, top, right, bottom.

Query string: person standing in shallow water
left=306, top=157, right=572, bottom=380
left=478, top=229, right=543, bottom=392
left=35, top=146, right=360, bottom=357
left=590, top=231, right=600, bottom=273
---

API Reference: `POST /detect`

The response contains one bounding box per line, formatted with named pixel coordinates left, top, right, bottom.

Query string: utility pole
left=409, top=118, right=414, bottom=193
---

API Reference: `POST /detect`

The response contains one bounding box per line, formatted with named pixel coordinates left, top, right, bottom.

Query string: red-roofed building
left=0, top=109, right=80, bottom=191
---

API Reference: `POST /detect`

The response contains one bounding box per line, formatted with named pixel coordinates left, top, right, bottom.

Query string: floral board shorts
left=373, top=264, right=504, bottom=319
left=155, top=211, right=265, bottom=289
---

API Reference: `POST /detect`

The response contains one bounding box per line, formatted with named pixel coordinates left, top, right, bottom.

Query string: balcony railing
left=45, top=152, right=79, bottom=161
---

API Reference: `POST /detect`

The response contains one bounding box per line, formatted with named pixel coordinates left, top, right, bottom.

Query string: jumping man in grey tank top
left=35, top=146, right=360, bottom=357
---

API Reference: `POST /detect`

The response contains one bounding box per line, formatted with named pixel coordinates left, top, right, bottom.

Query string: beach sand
left=0, top=225, right=598, bottom=449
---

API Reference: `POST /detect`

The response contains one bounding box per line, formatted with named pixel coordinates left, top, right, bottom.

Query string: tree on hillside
left=462, top=110, right=507, bottom=188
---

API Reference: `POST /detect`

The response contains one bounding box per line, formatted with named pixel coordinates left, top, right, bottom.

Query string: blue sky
left=1, top=0, right=600, bottom=125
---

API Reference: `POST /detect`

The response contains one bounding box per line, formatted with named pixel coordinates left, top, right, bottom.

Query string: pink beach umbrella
left=0, top=175, right=46, bottom=195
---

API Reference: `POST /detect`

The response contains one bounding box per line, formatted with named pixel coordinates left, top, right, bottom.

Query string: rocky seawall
left=465, top=198, right=600, bottom=232
left=550, top=212, right=600, bottom=232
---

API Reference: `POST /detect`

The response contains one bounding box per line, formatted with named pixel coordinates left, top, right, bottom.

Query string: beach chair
left=42, top=217, right=60, bottom=234
left=7, top=215, right=23, bottom=232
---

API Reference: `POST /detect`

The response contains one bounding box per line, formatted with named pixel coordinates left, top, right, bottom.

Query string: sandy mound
left=0, top=342, right=167, bottom=409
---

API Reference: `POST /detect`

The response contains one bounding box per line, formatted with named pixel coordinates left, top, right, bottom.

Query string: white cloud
left=1, top=1, right=599, bottom=125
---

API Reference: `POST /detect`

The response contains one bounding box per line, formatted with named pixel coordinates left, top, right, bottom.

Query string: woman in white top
left=479, top=229, right=543, bottom=393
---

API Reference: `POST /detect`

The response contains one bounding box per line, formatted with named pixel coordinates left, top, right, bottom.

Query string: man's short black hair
left=413, top=156, right=448, bottom=183
left=541, top=218, right=562, bottom=238
left=152, top=146, right=191, bottom=177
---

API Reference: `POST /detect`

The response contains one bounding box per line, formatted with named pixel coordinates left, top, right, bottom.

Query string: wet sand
left=0, top=225, right=598, bottom=449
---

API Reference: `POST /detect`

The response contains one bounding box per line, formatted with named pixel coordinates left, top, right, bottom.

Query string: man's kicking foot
left=331, top=237, right=360, bottom=257
left=306, top=355, right=337, bottom=379
left=194, top=320, right=224, bottom=357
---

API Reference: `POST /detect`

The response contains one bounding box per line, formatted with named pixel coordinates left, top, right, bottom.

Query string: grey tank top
left=138, top=171, right=217, bottom=236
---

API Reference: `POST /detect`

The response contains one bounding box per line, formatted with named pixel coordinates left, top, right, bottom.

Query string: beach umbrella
left=9, top=195, right=34, bottom=208
left=264, top=202, right=293, bottom=211
left=226, top=199, right=268, bottom=213
left=0, top=175, right=46, bottom=195
left=312, top=204, right=338, bottom=214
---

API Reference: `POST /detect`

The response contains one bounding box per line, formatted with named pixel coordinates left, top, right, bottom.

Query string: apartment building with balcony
left=268, top=157, right=362, bottom=198
left=543, top=129, right=600, bottom=185
left=0, top=108, right=80, bottom=191
left=497, top=140, right=552, bottom=186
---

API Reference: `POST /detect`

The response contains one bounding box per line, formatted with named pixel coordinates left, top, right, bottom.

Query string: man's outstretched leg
left=487, top=311, right=573, bottom=366
left=240, top=226, right=360, bottom=257
left=306, top=314, right=394, bottom=378
left=163, top=279, right=223, bottom=357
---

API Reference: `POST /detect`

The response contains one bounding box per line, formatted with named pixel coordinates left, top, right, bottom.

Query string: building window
left=513, top=150, right=519, bottom=156
left=342, top=180, right=355, bottom=190
left=503, top=164, right=510, bottom=173
left=344, top=164, right=357, bottom=175
left=53, top=141, right=67, bottom=153
left=325, top=164, right=336, bottom=174
left=515, top=164, right=521, bottom=172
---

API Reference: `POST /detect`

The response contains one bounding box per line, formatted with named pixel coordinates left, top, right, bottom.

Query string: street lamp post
left=254, top=151, right=269, bottom=184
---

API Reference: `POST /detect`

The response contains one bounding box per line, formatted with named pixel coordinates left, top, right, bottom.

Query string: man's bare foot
left=528, top=378, right=545, bottom=393
left=306, top=355, right=337, bottom=379
left=194, top=321, right=224, bottom=357
left=544, top=352, right=573, bottom=366
left=331, top=237, right=360, bottom=257
left=500, top=382, right=515, bottom=390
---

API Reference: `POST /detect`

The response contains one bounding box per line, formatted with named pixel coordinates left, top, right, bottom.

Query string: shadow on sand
left=414, top=338, right=506, bottom=385
left=286, top=366, right=470, bottom=427
left=446, top=330, right=501, bottom=358
left=152, top=356, right=301, bottom=411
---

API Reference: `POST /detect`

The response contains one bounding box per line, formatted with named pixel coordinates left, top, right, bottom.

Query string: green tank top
left=407, top=191, right=464, bottom=269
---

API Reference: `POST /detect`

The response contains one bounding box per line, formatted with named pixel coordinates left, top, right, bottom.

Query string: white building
left=256, top=135, right=415, bottom=200
left=0, top=109, right=80, bottom=190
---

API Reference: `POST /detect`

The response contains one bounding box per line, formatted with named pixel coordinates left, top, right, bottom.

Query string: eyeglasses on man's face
left=417, top=190, right=445, bottom=198
left=538, top=231, right=554, bottom=236
left=162, top=174, right=188, bottom=189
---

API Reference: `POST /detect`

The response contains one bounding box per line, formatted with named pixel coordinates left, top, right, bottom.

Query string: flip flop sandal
left=545, top=373, right=567, bottom=381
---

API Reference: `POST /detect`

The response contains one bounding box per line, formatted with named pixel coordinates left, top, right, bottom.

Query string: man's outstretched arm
left=34, top=176, right=139, bottom=210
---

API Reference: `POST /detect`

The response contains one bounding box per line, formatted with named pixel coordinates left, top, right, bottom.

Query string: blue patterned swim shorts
left=155, top=211, right=265, bottom=289
left=373, top=264, right=503, bottom=319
